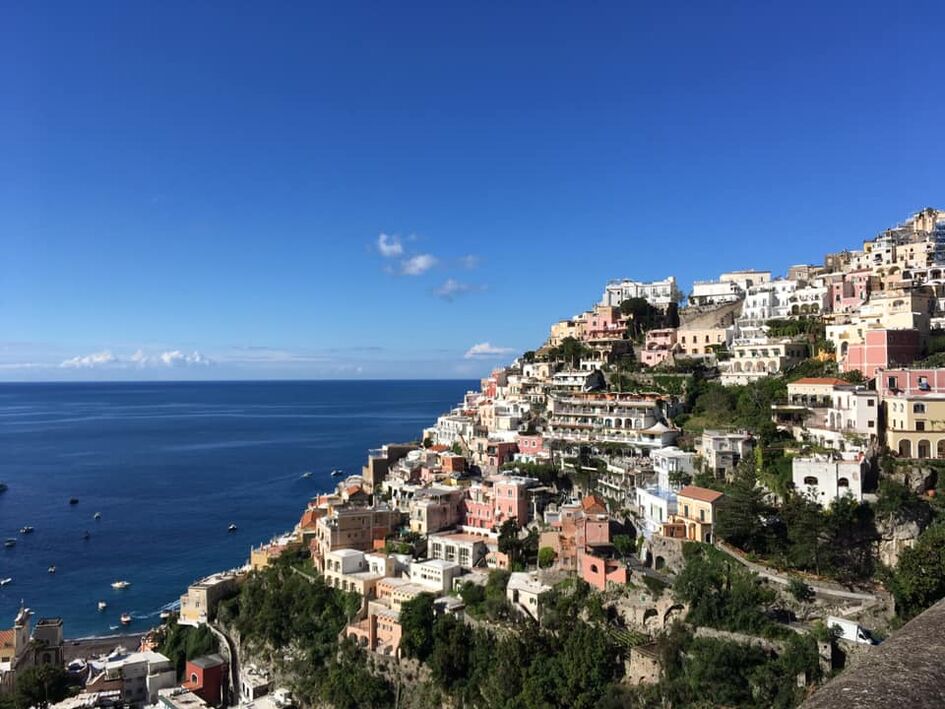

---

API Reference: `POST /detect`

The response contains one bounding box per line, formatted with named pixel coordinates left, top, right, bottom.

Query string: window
left=838, top=477, right=849, bottom=488
left=868, top=399, right=875, bottom=407
left=914, top=403, right=926, bottom=414
left=917, top=421, right=926, bottom=431
left=803, top=476, right=818, bottom=486
left=888, top=376, right=898, bottom=389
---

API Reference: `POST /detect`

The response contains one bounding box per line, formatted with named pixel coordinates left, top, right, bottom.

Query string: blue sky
left=2, top=1, right=943, bottom=380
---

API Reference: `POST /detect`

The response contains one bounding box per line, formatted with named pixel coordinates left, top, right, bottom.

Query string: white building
left=689, top=279, right=743, bottom=307
left=546, top=392, right=678, bottom=450
left=720, top=270, right=772, bottom=292
left=792, top=455, right=867, bottom=505
left=409, top=559, right=463, bottom=594
left=634, top=486, right=677, bottom=539
left=699, top=430, right=754, bottom=475
left=739, top=280, right=799, bottom=323
left=427, top=532, right=488, bottom=569
left=507, top=571, right=552, bottom=620
left=718, top=337, right=808, bottom=386
left=90, top=649, right=176, bottom=706
left=650, top=447, right=697, bottom=490
left=601, top=276, right=682, bottom=309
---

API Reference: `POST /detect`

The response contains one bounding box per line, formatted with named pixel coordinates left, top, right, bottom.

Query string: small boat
left=227, top=523, right=238, bottom=532
left=69, top=497, right=79, bottom=506
left=98, top=601, right=107, bottom=611
left=19, top=526, right=34, bottom=534
left=330, top=469, right=344, bottom=477
left=48, top=565, right=56, bottom=574
left=93, top=512, right=102, bottom=520
left=0, top=578, right=11, bottom=587
left=4, top=539, right=15, bottom=548
left=301, top=471, right=313, bottom=479
left=160, top=610, right=171, bottom=620
left=111, top=580, right=130, bottom=590
left=120, top=613, right=132, bottom=625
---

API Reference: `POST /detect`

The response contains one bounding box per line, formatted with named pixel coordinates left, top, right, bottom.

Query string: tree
left=498, top=518, right=523, bottom=567
left=788, top=577, right=815, bottom=603
left=714, top=462, right=770, bottom=553
left=399, top=593, right=436, bottom=661
left=889, top=524, right=945, bottom=619
left=538, top=546, right=556, bottom=569
left=14, top=665, right=71, bottom=709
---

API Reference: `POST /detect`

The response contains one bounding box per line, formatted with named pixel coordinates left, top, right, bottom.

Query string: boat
left=48, top=565, right=56, bottom=574
left=111, top=580, right=130, bottom=590
left=227, top=523, right=238, bottom=532
left=0, top=578, right=11, bottom=587
left=97, top=601, right=107, bottom=611
left=69, top=497, right=79, bottom=505
left=19, top=526, right=34, bottom=534
left=330, top=469, right=344, bottom=477
left=301, top=471, right=313, bottom=479
left=4, top=539, right=15, bottom=548
left=160, top=610, right=171, bottom=620
left=93, top=512, right=102, bottom=520
left=120, top=613, right=132, bottom=625
left=82, top=531, right=91, bottom=540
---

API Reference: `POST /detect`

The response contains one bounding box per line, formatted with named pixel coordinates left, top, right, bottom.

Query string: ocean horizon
left=0, top=379, right=473, bottom=638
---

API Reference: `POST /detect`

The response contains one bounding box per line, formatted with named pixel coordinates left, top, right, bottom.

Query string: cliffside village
left=3, top=207, right=945, bottom=707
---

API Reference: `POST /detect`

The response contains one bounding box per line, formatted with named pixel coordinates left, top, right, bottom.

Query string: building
left=506, top=572, right=552, bottom=620
left=178, top=572, right=240, bottom=628
left=699, top=430, right=754, bottom=476
left=546, top=392, right=678, bottom=450
left=409, top=559, right=462, bottom=594
left=635, top=485, right=677, bottom=539
left=651, top=446, right=697, bottom=490
left=0, top=606, right=32, bottom=692
left=407, top=486, right=465, bottom=534
left=182, top=655, right=227, bottom=707
left=718, top=337, right=808, bottom=385
left=311, top=505, right=401, bottom=571
left=85, top=649, right=177, bottom=707
left=427, top=532, right=488, bottom=569
left=664, top=486, right=724, bottom=543
left=793, top=454, right=867, bottom=505
left=878, top=367, right=945, bottom=396
left=641, top=328, right=678, bottom=367
left=885, top=393, right=945, bottom=459
left=675, top=326, right=731, bottom=357
left=601, top=276, right=682, bottom=309
left=361, top=443, right=418, bottom=492
left=840, top=329, right=922, bottom=379
left=323, top=549, right=385, bottom=598
left=689, top=279, right=743, bottom=307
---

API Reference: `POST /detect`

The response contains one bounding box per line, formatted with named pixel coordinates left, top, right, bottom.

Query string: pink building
left=828, top=270, right=871, bottom=313
left=492, top=476, right=534, bottom=526
left=580, top=552, right=628, bottom=591
left=878, top=367, right=945, bottom=396
left=461, top=484, right=495, bottom=529
left=843, top=329, right=921, bottom=379
left=641, top=328, right=678, bottom=367
left=516, top=434, right=544, bottom=457
left=582, top=305, right=624, bottom=341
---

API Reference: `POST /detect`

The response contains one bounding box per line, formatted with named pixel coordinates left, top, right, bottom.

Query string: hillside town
left=5, top=207, right=945, bottom=708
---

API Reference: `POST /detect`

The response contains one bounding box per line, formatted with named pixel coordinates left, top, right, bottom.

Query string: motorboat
left=160, top=610, right=171, bottom=620
left=301, top=471, right=313, bottom=479
left=4, top=539, right=15, bottom=548
left=48, top=565, right=56, bottom=574
left=120, top=613, right=132, bottom=626
left=93, top=512, right=102, bottom=520
left=0, top=578, right=11, bottom=587
left=330, top=469, right=344, bottom=477
left=98, top=601, right=107, bottom=611
left=111, top=580, right=131, bottom=590
left=69, top=497, right=79, bottom=506
left=19, top=526, right=34, bottom=534
left=228, top=523, right=238, bottom=532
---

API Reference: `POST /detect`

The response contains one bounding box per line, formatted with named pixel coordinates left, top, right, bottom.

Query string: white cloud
left=460, top=255, right=480, bottom=269
left=61, top=349, right=212, bottom=369
left=377, top=233, right=404, bottom=258
left=434, top=278, right=480, bottom=301
left=464, top=342, right=515, bottom=359
left=401, top=254, right=437, bottom=276
left=60, top=351, right=118, bottom=369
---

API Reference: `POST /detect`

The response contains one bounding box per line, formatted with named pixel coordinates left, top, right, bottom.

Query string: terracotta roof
left=0, top=629, right=14, bottom=649
left=790, top=377, right=847, bottom=386
left=298, top=509, right=319, bottom=530
left=345, top=485, right=363, bottom=496
left=581, top=494, right=607, bottom=513
left=678, top=485, right=724, bottom=503
left=430, top=444, right=449, bottom=452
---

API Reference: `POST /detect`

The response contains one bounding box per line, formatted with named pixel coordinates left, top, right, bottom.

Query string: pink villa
left=516, top=434, right=544, bottom=457
left=828, top=270, right=871, bottom=313
left=641, top=328, right=678, bottom=367
left=491, top=475, right=533, bottom=526
left=878, top=367, right=945, bottom=396
left=842, top=328, right=921, bottom=379
left=582, top=304, right=624, bottom=341
left=461, top=484, right=495, bottom=529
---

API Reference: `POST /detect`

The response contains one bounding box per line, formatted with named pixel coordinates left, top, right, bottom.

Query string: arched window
left=803, top=476, right=818, bottom=486
left=918, top=440, right=931, bottom=459
left=837, top=477, right=849, bottom=488
left=899, top=439, right=912, bottom=457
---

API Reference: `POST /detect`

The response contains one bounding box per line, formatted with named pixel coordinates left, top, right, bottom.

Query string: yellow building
left=666, top=486, right=724, bottom=544
left=676, top=327, right=729, bottom=356
left=885, top=394, right=945, bottom=459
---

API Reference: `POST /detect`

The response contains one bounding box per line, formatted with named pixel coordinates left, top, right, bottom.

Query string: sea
left=0, top=379, right=473, bottom=638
